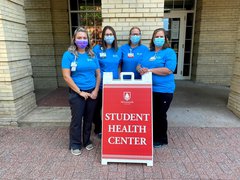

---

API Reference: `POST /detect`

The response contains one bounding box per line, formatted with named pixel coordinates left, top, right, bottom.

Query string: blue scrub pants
left=68, top=88, right=97, bottom=150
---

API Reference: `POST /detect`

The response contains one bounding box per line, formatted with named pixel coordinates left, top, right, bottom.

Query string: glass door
left=164, top=11, right=190, bottom=79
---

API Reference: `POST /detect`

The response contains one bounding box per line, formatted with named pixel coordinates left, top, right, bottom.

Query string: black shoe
left=97, top=133, right=102, bottom=139
left=153, top=141, right=167, bottom=148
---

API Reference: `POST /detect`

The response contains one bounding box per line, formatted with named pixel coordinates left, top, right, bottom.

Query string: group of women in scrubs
left=62, top=25, right=176, bottom=155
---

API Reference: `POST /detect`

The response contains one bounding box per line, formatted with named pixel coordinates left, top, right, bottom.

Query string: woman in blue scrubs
left=62, top=27, right=100, bottom=155
left=120, top=27, right=148, bottom=79
left=93, top=26, right=122, bottom=138
left=137, top=28, right=177, bottom=148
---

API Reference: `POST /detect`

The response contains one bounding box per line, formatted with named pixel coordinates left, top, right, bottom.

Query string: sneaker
left=86, top=144, right=94, bottom=151
left=71, top=148, right=81, bottom=156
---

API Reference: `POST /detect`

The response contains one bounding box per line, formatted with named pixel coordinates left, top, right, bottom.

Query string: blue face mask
left=130, top=35, right=141, bottom=45
left=154, top=37, right=165, bottom=47
left=104, top=36, right=115, bottom=45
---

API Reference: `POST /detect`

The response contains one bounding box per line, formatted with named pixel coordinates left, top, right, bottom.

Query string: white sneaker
left=71, top=149, right=81, bottom=156
left=85, top=144, right=94, bottom=151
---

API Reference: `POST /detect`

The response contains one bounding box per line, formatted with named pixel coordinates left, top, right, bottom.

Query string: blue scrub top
left=61, top=51, right=100, bottom=90
left=139, top=48, right=177, bottom=93
left=93, top=44, right=122, bottom=89
left=120, top=44, right=148, bottom=79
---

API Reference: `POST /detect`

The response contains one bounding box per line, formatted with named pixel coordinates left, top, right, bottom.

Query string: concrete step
left=18, top=107, right=71, bottom=127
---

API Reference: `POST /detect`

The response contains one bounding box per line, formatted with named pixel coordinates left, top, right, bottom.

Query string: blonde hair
left=68, top=26, right=94, bottom=57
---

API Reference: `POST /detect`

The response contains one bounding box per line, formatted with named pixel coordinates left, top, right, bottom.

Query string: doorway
left=164, top=11, right=194, bottom=80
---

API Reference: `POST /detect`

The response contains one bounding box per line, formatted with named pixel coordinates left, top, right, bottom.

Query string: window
left=164, top=0, right=195, bottom=10
left=69, top=0, right=102, bottom=46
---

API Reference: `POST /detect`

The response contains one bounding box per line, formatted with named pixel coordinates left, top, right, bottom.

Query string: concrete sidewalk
left=169, top=81, right=240, bottom=127
left=1, top=81, right=240, bottom=179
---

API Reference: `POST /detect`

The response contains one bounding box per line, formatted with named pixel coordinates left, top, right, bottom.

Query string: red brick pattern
left=0, top=127, right=240, bottom=179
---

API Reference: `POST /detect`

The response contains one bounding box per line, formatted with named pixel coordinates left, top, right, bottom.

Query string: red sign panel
left=102, top=84, right=153, bottom=164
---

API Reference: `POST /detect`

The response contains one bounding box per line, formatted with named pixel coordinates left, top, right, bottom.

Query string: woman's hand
left=90, top=90, right=98, bottom=99
left=137, top=64, right=150, bottom=75
left=79, top=91, right=91, bottom=100
left=138, top=67, right=149, bottom=75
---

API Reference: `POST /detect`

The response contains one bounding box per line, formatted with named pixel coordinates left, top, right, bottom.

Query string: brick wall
left=25, top=0, right=58, bottom=89
left=228, top=8, right=240, bottom=118
left=101, top=0, right=164, bottom=47
left=0, top=0, right=36, bottom=125
left=192, top=0, right=240, bottom=85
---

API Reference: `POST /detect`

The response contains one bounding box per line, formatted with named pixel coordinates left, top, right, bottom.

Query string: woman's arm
left=147, top=67, right=172, bottom=75
left=138, top=66, right=172, bottom=76
left=137, top=49, right=175, bottom=76
left=62, top=69, right=90, bottom=99
left=90, top=69, right=101, bottom=99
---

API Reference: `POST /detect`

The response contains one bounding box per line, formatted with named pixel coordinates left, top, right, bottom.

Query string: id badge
left=128, top=53, right=134, bottom=58
left=149, top=56, right=156, bottom=61
left=71, top=61, right=77, bottom=71
left=100, top=52, right=106, bottom=58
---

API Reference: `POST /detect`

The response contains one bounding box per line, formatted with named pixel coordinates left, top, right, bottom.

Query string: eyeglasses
left=105, top=33, right=113, bottom=36
left=131, top=33, right=141, bottom=36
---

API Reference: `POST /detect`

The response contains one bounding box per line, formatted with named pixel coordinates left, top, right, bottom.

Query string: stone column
left=228, top=7, right=240, bottom=118
left=50, top=0, right=70, bottom=87
left=0, top=0, right=36, bottom=126
left=101, top=0, right=164, bottom=46
left=25, top=0, right=58, bottom=89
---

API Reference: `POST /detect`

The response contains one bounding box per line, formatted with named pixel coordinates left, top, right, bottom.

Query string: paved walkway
left=0, top=127, right=240, bottom=179
left=1, top=81, right=240, bottom=179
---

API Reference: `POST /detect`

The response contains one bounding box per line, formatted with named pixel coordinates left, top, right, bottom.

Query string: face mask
left=154, top=37, right=165, bottom=47
left=130, top=35, right=141, bottom=45
left=75, top=39, right=88, bottom=49
left=104, top=36, right=115, bottom=45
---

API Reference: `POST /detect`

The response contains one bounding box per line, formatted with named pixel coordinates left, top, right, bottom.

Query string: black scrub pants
left=153, top=92, right=173, bottom=145
left=69, top=89, right=97, bottom=150
left=93, top=89, right=102, bottom=134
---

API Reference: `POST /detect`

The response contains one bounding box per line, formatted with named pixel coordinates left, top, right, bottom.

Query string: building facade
left=0, top=0, right=240, bottom=125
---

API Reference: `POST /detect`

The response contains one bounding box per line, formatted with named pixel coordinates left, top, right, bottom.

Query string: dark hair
left=149, top=28, right=170, bottom=51
left=101, top=26, right=118, bottom=51
left=128, top=26, right=142, bottom=46
left=68, top=26, right=94, bottom=57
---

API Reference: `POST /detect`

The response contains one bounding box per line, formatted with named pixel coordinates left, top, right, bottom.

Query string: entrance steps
left=18, top=107, right=70, bottom=127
